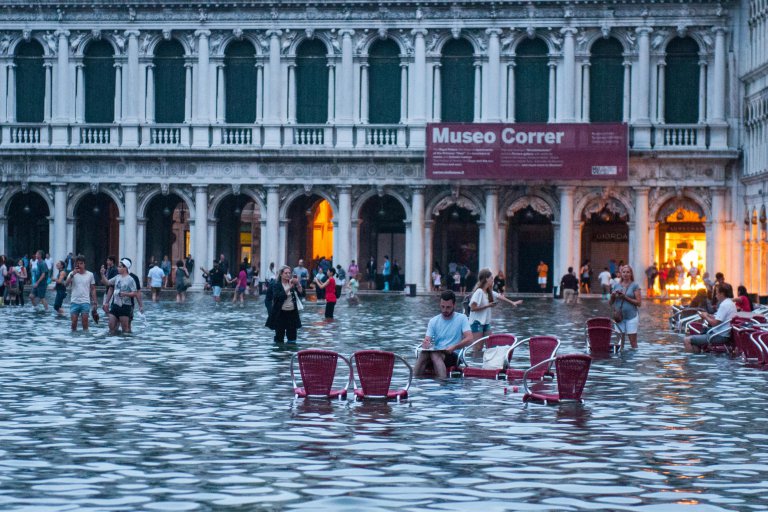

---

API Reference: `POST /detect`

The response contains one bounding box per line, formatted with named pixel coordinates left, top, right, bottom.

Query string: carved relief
left=506, top=196, right=553, bottom=218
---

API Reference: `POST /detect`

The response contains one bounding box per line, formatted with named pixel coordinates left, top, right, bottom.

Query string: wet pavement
left=0, top=293, right=766, bottom=511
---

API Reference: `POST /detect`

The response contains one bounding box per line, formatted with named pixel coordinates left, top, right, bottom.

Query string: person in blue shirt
left=415, top=290, right=472, bottom=378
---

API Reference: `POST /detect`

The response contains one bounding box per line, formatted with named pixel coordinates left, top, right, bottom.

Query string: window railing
left=292, top=125, right=328, bottom=146
left=7, top=124, right=45, bottom=144
left=218, top=126, right=255, bottom=146
left=144, top=125, right=188, bottom=146
left=77, top=125, right=115, bottom=145
left=356, top=125, right=406, bottom=148
left=653, top=124, right=707, bottom=149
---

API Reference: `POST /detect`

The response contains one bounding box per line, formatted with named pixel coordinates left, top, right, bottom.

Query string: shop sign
left=592, top=232, right=629, bottom=242
left=665, top=223, right=706, bottom=233
left=426, top=123, right=628, bottom=180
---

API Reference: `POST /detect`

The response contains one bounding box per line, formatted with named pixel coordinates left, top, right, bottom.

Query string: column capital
left=266, top=29, right=282, bottom=38
left=123, top=184, right=138, bottom=193
left=485, top=28, right=502, bottom=37
left=52, top=182, right=68, bottom=189
left=339, top=29, right=355, bottom=38
left=634, top=186, right=650, bottom=194
left=193, top=184, right=208, bottom=193
left=635, top=26, right=653, bottom=36
left=411, top=28, right=428, bottom=38
left=483, top=185, right=500, bottom=195
left=558, top=185, right=576, bottom=194
left=75, top=62, right=85, bottom=69
left=337, top=185, right=352, bottom=193
left=411, top=185, right=426, bottom=194
left=194, top=29, right=211, bottom=38
left=266, top=184, right=280, bottom=192
left=124, top=29, right=140, bottom=38
left=560, top=27, right=578, bottom=36
left=146, top=63, right=155, bottom=69
left=113, top=62, right=123, bottom=69
left=54, top=29, right=70, bottom=38
left=712, top=26, right=728, bottom=35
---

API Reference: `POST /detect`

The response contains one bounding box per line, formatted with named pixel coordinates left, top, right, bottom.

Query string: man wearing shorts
left=536, top=261, right=549, bottom=291
left=65, top=254, right=97, bottom=331
left=29, top=250, right=49, bottom=311
left=415, top=290, right=472, bottom=378
left=147, top=261, right=164, bottom=302
left=102, top=258, right=138, bottom=335
left=684, top=284, right=737, bottom=353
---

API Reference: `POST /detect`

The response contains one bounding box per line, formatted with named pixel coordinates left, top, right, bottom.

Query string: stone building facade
left=0, top=0, right=757, bottom=293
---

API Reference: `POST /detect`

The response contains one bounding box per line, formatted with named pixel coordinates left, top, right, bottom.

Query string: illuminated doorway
left=656, top=201, right=706, bottom=296
left=286, top=194, right=334, bottom=269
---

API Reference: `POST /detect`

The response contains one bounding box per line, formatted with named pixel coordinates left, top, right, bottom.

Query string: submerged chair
left=748, top=331, right=768, bottom=364
left=352, top=350, right=412, bottom=401
left=460, top=334, right=517, bottom=379
left=701, top=320, right=734, bottom=354
left=523, top=353, right=592, bottom=404
left=505, top=336, right=560, bottom=381
left=586, top=326, right=622, bottom=354
left=290, top=349, right=352, bottom=400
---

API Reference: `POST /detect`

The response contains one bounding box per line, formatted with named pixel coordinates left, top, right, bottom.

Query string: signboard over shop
left=426, top=123, right=628, bottom=180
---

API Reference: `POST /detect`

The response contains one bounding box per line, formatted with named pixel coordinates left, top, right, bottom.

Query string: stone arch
left=650, top=192, right=709, bottom=223
left=10, top=34, right=53, bottom=58
left=352, top=189, right=412, bottom=223
left=208, top=186, right=265, bottom=220
left=215, top=34, right=262, bottom=58
left=285, top=32, right=333, bottom=57
left=0, top=185, right=54, bottom=218
left=575, top=191, right=632, bottom=222
left=67, top=185, right=125, bottom=219
left=502, top=192, right=558, bottom=220
left=426, top=189, right=484, bottom=218
left=357, top=32, right=409, bottom=57
left=509, top=34, right=556, bottom=56
left=279, top=188, right=338, bottom=221
left=585, top=33, right=630, bottom=56
left=145, top=34, right=193, bottom=57
left=137, top=186, right=196, bottom=220
left=74, top=33, right=121, bottom=58
left=653, top=32, right=705, bottom=56
left=431, top=32, right=483, bottom=56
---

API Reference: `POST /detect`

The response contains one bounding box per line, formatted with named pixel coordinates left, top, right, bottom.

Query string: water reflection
left=0, top=295, right=767, bottom=509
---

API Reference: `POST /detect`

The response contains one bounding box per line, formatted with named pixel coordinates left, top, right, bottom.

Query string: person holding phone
left=266, top=265, right=303, bottom=343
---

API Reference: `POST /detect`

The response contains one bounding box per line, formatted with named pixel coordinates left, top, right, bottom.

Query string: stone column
left=484, top=187, right=499, bottom=273
left=326, top=61, right=336, bottom=124
left=411, top=29, right=427, bottom=146
left=557, top=186, right=575, bottom=281
left=123, top=185, right=138, bottom=262
left=547, top=59, right=557, bottom=123
left=145, top=64, right=155, bottom=123
left=698, top=56, right=707, bottom=123
left=432, top=63, right=442, bottom=122
left=408, top=186, right=425, bottom=291
left=473, top=59, right=482, bottom=122
left=52, top=30, right=70, bottom=146
left=75, top=63, right=85, bottom=123
left=560, top=27, right=577, bottom=122
left=53, top=183, right=68, bottom=260
left=184, top=63, right=193, bottom=123
left=634, top=27, right=652, bottom=124
left=259, top=220, right=267, bottom=280
left=0, top=216, right=6, bottom=257
left=278, top=220, right=287, bottom=267
left=216, top=63, right=225, bottom=124
left=708, top=188, right=726, bottom=275
left=633, top=188, right=650, bottom=289
left=485, top=29, right=502, bottom=122
left=6, top=63, right=17, bottom=122
left=581, top=61, right=591, bottom=122
left=359, top=62, right=369, bottom=123
left=507, top=61, right=515, bottom=121
left=266, top=185, right=280, bottom=272
left=337, top=186, right=352, bottom=269
left=656, top=59, right=666, bottom=124
left=124, top=30, right=140, bottom=123
left=0, top=60, right=6, bottom=123
left=113, top=63, right=123, bottom=122
left=622, top=58, right=631, bottom=123
left=399, top=61, right=408, bottom=123
left=195, top=30, right=211, bottom=123
left=255, top=62, right=264, bottom=122
left=265, top=30, right=282, bottom=124
left=194, top=186, right=209, bottom=287
left=338, top=30, right=355, bottom=124
left=424, top=219, right=434, bottom=291
left=286, top=61, right=296, bottom=123
left=712, top=27, right=727, bottom=123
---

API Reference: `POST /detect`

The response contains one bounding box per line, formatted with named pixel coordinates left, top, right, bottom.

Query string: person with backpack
left=466, top=268, right=522, bottom=354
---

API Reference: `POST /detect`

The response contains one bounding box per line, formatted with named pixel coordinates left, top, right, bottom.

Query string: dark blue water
left=0, top=294, right=766, bottom=511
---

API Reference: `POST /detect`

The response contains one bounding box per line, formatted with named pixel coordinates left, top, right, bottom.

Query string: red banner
left=426, top=123, right=628, bottom=180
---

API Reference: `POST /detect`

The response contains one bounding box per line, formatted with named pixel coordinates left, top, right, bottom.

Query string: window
left=84, top=40, right=115, bottom=123
left=665, top=37, right=700, bottom=124
left=14, top=40, right=45, bottom=123
left=368, top=39, right=401, bottom=124
left=224, top=40, right=257, bottom=124
left=514, top=38, right=549, bottom=122
left=589, top=38, right=624, bottom=122
left=296, top=39, right=328, bottom=124
left=440, top=38, right=474, bottom=122
left=154, top=40, right=185, bottom=124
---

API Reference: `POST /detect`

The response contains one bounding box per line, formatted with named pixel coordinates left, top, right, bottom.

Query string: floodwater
left=0, top=293, right=767, bottom=511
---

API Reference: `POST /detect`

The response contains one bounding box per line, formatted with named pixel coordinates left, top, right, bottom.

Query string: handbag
left=612, top=297, right=624, bottom=323
left=292, top=289, right=304, bottom=311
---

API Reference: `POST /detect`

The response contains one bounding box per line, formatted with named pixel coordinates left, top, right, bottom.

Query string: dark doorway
left=75, top=193, right=119, bottom=270
left=580, top=206, right=629, bottom=290
left=359, top=195, right=406, bottom=289
left=216, top=195, right=261, bottom=272
left=432, top=205, right=479, bottom=279
left=507, top=206, right=554, bottom=293
left=6, top=192, right=49, bottom=260
left=145, top=194, right=189, bottom=276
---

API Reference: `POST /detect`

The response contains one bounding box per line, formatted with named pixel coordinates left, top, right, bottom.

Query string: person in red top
left=735, top=285, right=753, bottom=313
left=314, top=267, right=337, bottom=319
left=232, top=264, right=249, bottom=305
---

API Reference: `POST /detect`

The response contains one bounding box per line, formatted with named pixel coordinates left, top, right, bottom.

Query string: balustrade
left=654, top=124, right=707, bottom=149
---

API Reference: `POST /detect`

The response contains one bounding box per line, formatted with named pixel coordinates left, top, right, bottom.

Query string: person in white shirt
left=147, top=262, right=165, bottom=302
left=684, top=283, right=737, bottom=353
left=598, top=267, right=613, bottom=300
left=65, top=254, right=98, bottom=331
left=467, top=268, right=522, bottom=353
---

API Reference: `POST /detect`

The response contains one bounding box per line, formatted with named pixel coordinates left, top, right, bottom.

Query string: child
left=347, top=275, right=360, bottom=305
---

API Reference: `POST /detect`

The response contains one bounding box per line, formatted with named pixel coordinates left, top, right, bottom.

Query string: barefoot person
left=684, top=283, right=736, bottom=353
left=415, top=290, right=473, bottom=379
left=468, top=268, right=522, bottom=352
left=102, top=258, right=138, bottom=335
left=610, top=264, right=642, bottom=349
left=65, top=254, right=98, bottom=331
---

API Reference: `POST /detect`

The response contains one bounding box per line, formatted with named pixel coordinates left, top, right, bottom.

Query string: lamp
left=162, top=206, right=172, bottom=217
left=92, top=205, right=101, bottom=216
left=600, top=209, right=612, bottom=222
left=450, top=209, right=460, bottom=219
left=676, top=210, right=685, bottom=221
left=22, top=204, right=31, bottom=214
left=234, top=206, right=242, bottom=217
left=523, top=208, right=535, bottom=221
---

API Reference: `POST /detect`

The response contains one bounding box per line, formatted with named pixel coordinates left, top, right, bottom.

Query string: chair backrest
left=752, top=314, right=768, bottom=324
left=529, top=336, right=560, bottom=367
left=297, top=349, right=340, bottom=396
left=485, top=333, right=517, bottom=349
left=752, top=332, right=768, bottom=363
left=587, top=326, right=613, bottom=352
left=586, top=317, right=612, bottom=330
left=354, top=350, right=395, bottom=396
left=556, top=354, right=592, bottom=400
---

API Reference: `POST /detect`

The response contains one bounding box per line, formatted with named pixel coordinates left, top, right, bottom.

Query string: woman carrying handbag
left=265, top=265, right=303, bottom=344
left=610, top=264, right=642, bottom=349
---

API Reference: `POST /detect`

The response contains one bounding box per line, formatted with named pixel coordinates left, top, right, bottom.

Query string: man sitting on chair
left=415, top=290, right=473, bottom=378
left=684, top=283, right=737, bottom=353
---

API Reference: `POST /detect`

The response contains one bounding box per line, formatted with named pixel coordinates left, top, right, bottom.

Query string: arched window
left=154, top=40, right=185, bottom=124
left=224, top=40, right=257, bottom=124
left=296, top=39, right=328, bottom=124
left=84, top=40, right=115, bottom=123
left=665, top=37, right=700, bottom=124
left=14, top=40, right=45, bottom=123
left=514, top=38, right=549, bottom=123
left=589, top=38, right=624, bottom=122
left=368, top=39, right=401, bottom=124
left=440, top=38, right=474, bottom=122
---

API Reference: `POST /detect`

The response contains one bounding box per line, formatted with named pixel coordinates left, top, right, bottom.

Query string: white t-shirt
left=714, top=298, right=737, bottom=324
left=468, top=288, right=502, bottom=326
left=108, top=274, right=137, bottom=307
left=598, top=271, right=612, bottom=286
left=70, top=271, right=95, bottom=305
left=147, top=266, right=165, bottom=287
left=0, top=264, right=5, bottom=286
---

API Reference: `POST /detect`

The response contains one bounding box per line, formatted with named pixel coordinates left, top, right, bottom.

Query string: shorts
left=616, top=314, right=639, bottom=335
left=109, top=304, right=132, bottom=319
left=32, top=284, right=47, bottom=298
left=236, top=286, right=246, bottom=295
left=151, top=287, right=161, bottom=295
left=212, top=286, right=222, bottom=297
left=70, top=303, right=91, bottom=316
left=470, top=320, right=491, bottom=334
left=444, top=352, right=459, bottom=368
left=689, top=333, right=730, bottom=347
left=538, top=277, right=547, bottom=285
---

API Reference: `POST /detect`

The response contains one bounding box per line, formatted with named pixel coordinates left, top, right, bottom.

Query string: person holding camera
left=609, top=264, right=642, bottom=349
left=265, top=265, right=304, bottom=343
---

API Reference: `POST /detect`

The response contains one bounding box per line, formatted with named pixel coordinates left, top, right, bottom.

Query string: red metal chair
left=732, top=325, right=758, bottom=359
left=523, top=354, right=592, bottom=404
left=290, top=349, right=352, bottom=400
left=352, top=350, right=412, bottom=401
left=586, top=326, right=621, bottom=353
left=460, top=334, right=517, bottom=379
left=505, top=336, right=560, bottom=381
left=749, top=332, right=768, bottom=364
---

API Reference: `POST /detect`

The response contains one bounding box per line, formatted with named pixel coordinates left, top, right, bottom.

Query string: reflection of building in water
left=0, top=1, right=765, bottom=294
